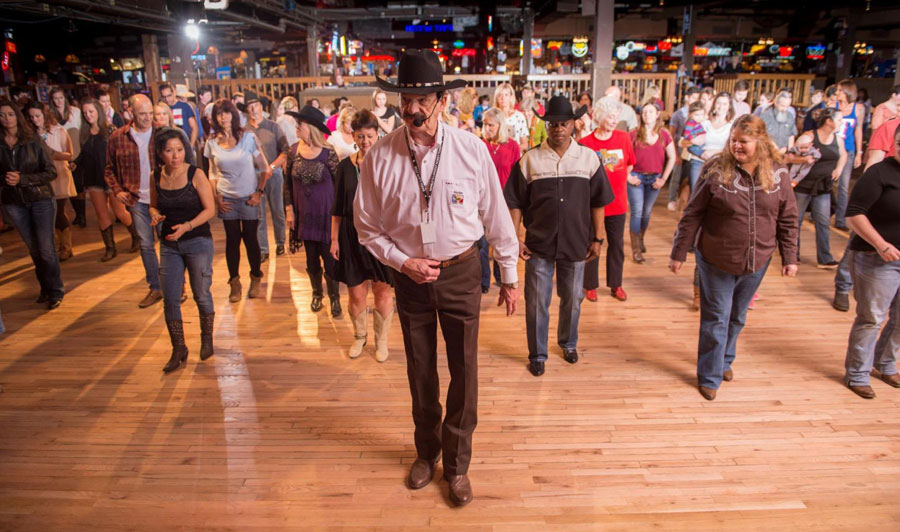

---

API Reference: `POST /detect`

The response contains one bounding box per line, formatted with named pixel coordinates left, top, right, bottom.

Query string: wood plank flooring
left=1, top=203, right=899, bottom=531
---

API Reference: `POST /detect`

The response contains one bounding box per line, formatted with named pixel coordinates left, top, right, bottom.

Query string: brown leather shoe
left=848, top=384, right=876, bottom=399
left=722, top=369, right=733, bottom=382
left=880, top=373, right=900, bottom=388
left=138, top=289, right=163, bottom=308
left=407, top=455, right=440, bottom=489
left=444, top=473, right=473, bottom=506
left=699, top=386, right=717, bottom=401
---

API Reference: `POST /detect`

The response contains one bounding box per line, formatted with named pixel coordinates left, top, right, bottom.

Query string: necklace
left=487, top=141, right=502, bottom=156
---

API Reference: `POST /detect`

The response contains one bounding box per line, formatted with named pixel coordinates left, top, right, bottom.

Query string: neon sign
left=572, top=37, right=589, bottom=58
left=406, top=24, right=453, bottom=32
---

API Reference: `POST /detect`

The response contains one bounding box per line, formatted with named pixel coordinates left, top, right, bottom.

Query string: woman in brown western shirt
left=669, top=114, right=799, bottom=401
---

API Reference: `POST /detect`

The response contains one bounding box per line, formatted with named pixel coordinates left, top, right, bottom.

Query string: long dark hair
left=24, top=101, right=58, bottom=134
left=0, top=98, right=35, bottom=143
left=80, top=98, right=109, bottom=143
left=211, top=98, right=243, bottom=140
left=48, top=87, right=72, bottom=125
left=153, top=127, right=191, bottom=167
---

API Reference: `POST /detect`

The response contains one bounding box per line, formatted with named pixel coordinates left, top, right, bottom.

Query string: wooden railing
left=713, top=74, right=815, bottom=108
left=200, top=73, right=677, bottom=116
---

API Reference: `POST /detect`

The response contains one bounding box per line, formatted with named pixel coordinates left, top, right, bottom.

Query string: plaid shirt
left=104, top=124, right=156, bottom=205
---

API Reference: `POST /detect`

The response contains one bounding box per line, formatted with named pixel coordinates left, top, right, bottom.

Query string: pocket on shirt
left=445, top=178, right=478, bottom=219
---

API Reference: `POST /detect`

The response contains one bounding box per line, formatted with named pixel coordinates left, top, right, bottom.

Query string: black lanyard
left=404, top=128, right=444, bottom=215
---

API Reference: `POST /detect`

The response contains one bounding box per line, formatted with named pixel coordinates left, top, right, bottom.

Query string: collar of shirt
left=538, top=137, right=580, bottom=163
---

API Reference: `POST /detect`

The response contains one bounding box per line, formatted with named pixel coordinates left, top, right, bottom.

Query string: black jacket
left=0, top=137, right=57, bottom=206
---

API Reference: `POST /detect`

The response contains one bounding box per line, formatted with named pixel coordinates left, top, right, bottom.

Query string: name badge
left=420, top=221, right=436, bottom=244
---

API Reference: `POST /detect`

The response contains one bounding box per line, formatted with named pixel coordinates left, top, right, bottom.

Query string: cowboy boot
left=54, top=228, right=62, bottom=255
left=125, top=222, right=140, bottom=253
left=325, top=274, right=342, bottom=317
left=348, top=309, right=367, bottom=359
left=373, top=308, right=393, bottom=363
left=630, top=231, right=645, bottom=264
left=71, top=197, right=86, bottom=227
left=692, top=285, right=701, bottom=311
left=228, top=277, right=242, bottom=303
left=58, top=227, right=74, bottom=261
left=99, top=225, right=117, bottom=262
left=308, top=269, right=324, bottom=312
left=199, top=312, right=215, bottom=361
left=639, top=227, right=648, bottom=253
left=163, top=320, right=189, bottom=373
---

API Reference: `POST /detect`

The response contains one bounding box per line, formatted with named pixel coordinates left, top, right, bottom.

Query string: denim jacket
left=0, top=137, right=57, bottom=206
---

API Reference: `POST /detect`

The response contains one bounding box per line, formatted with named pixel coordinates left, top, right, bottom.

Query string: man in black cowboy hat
left=354, top=49, right=520, bottom=507
left=504, top=95, right=614, bottom=377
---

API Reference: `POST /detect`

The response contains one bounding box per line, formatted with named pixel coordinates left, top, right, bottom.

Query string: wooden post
left=307, top=27, right=319, bottom=77
left=682, top=5, right=695, bottom=87
left=522, top=8, right=533, bottom=77
left=590, top=0, right=613, bottom=102
left=142, top=34, right=162, bottom=103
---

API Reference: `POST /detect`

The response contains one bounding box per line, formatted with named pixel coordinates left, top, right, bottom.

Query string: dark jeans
left=159, top=237, right=214, bottom=321
left=627, top=172, right=662, bottom=234
left=127, top=202, right=161, bottom=291
left=476, top=236, right=501, bottom=290
left=793, top=191, right=835, bottom=265
left=525, top=255, right=585, bottom=361
left=303, top=239, right=335, bottom=277
left=2, top=199, right=64, bottom=299
left=393, top=253, right=481, bottom=476
left=834, top=231, right=855, bottom=294
left=695, top=251, right=769, bottom=389
left=257, top=168, right=285, bottom=254
left=223, top=219, right=262, bottom=279
left=584, top=213, right=626, bottom=290
left=668, top=160, right=683, bottom=203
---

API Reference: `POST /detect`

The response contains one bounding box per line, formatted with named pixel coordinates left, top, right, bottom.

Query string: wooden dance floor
left=1, top=203, right=899, bottom=531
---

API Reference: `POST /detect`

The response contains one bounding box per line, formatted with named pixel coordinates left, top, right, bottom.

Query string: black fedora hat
left=537, top=95, right=589, bottom=123
left=286, top=105, right=330, bottom=136
left=376, top=49, right=467, bottom=95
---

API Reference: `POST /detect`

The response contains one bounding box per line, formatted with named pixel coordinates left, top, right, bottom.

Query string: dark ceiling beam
left=40, top=0, right=176, bottom=26
left=12, top=2, right=177, bottom=33
left=211, top=9, right=286, bottom=33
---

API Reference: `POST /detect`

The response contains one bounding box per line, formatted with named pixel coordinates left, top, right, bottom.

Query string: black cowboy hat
left=376, top=49, right=467, bottom=95
left=537, top=95, right=589, bottom=122
left=286, top=105, right=331, bottom=136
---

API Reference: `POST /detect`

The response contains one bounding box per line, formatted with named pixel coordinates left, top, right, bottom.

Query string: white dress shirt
left=354, top=122, right=519, bottom=283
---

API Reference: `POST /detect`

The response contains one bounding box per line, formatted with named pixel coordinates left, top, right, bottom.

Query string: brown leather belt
left=438, top=244, right=478, bottom=269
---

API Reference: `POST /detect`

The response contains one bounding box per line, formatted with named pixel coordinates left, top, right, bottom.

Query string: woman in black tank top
left=149, top=129, right=217, bottom=374
left=792, top=108, right=847, bottom=268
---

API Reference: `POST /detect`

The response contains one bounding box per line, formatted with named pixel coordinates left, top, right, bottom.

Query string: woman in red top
left=628, top=100, right=676, bottom=263
left=579, top=96, right=636, bottom=302
left=478, top=107, right=521, bottom=290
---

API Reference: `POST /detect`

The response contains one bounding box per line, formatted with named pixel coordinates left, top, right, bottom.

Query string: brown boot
left=99, top=225, right=117, bottom=262
left=630, top=231, right=645, bottom=263
left=407, top=455, right=440, bottom=489
left=125, top=222, right=140, bottom=253
left=639, top=227, right=647, bottom=253
left=58, top=227, right=74, bottom=261
left=199, top=312, right=215, bottom=361
left=248, top=273, right=262, bottom=298
left=445, top=474, right=474, bottom=506
left=699, top=386, right=717, bottom=401
left=691, top=285, right=701, bottom=311
left=138, top=289, right=163, bottom=308
left=162, top=320, right=188, bottom=373
left=228, top=277, right=242, bottom=303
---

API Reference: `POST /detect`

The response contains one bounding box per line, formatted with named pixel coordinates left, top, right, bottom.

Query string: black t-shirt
left=847, top=157, right=900, bottom=252
left=331, top=156, right=358, bottom=218
left=795, top=129, right=840, bottom=195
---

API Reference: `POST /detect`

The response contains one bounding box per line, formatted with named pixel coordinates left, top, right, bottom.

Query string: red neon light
left=5, top=41, right=16, bottom=54
left=657, top=41, right=672, bottom=52
left=451, top=48, right=477, bottom=57
left=1, top=52, right=9, bottom=71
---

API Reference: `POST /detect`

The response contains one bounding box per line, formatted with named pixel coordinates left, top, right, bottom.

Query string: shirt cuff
left=500, top=265, right=518, bottom=285
left=385, top=247, right=411, bottom=272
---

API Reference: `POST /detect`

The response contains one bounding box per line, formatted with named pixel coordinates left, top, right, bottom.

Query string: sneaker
left=817, top=261, right=839, bottom=269
left=832, top=291, right=850, bottom=312
left=585, top=289, right=597, bottom=302
left=667, top=201, right=677, bottom=212
left=611, top=287, right=627, bottom=301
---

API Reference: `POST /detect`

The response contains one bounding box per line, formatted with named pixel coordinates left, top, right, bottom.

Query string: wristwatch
left=500, top=282, right=519, bottom=289
left=255, top=188, right=264, bottom=195
left=593, top=237, right=605, bottom=245
left=269, top=163, right=277, bottom=170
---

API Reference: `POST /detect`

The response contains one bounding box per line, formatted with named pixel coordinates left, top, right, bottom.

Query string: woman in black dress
left=330, top=110, right=395, bottom=362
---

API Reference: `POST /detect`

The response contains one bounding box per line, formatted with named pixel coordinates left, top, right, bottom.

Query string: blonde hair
left=280, top=96, right=299, bottom=112
left=371, top=89, right=387, bottom=108
left=705, top=114, right=783, bottom=190
left=300, top=121, right=329, bottom=149
left=481, top=107, right=509, bottom=144
left=337, top=106, right=356, bottom=132
left=154, top=102, right=175, bottom=128
left=492, top=82, right=516, bottom=111
left=640, top=84, right=661, bottom=108
left=458, top=87, right=478, bottom=116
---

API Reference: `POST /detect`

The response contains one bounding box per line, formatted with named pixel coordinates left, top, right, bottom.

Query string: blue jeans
left=627, top=172, right=662, bottom=234
left=668, top=160, right=682, bottom=203
left=793, top=191, right=836, bottom=265
left=695, top=251, right=769, bottom=389
left=834, top=231, right=855, bottom=294
left=834, top=150, right=854, bottom=227
left=2, top=199, right=64, bottom=299
left=844, top=251, right=900, bottom=386
left=687, top=159, right=703, bottom=191
left=257, top=168, right=285, bottom=254
left=525, top=256, right=585, bottom=362
left=477, top=236, right=502, bottom=289
left=127, top=202, right=161, bottom=291
left=158, top=237, right=215, bottom=321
